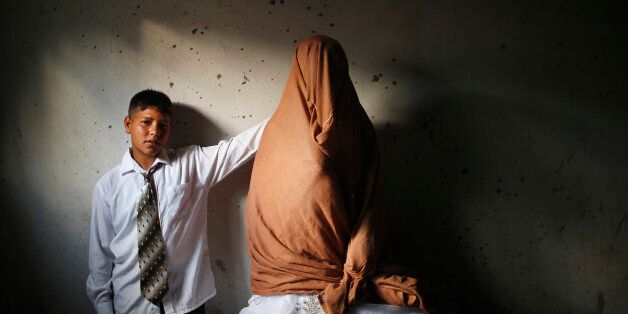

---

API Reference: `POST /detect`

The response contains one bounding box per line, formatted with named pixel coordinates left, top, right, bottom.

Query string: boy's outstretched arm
left=195, top=117, right=269, bottom=188
left=86, top=185, right=115, bottom=314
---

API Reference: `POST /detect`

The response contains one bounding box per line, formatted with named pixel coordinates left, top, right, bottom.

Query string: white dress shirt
left=87, top=119, right=268, bottom=314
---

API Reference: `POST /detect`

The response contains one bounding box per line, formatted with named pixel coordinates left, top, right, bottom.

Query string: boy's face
left=124, top=106, right=172, bottom=161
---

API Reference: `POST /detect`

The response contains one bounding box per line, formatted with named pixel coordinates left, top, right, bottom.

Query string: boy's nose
left=149, top=124, right=159, bottom=136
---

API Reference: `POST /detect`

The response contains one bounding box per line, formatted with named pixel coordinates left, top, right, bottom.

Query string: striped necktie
left=136, top=166, right=169, bottom=304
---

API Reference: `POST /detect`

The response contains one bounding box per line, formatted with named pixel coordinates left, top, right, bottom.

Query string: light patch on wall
left=137, top=19, right=287, bottom=134
left=37, top=52, right=121, bottom=209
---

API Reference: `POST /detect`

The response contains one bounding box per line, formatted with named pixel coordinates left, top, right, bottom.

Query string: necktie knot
left=144, top=165, right=159, bottom=183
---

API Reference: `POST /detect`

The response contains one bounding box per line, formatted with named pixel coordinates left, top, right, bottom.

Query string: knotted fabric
left=245, top=35, right=426, bottom=313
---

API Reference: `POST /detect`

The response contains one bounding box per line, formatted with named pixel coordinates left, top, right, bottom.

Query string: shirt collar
left=119, top=148, right=172, bottom=176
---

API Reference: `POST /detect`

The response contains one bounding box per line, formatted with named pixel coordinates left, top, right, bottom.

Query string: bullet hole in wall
left=215, top=259, right=228, bottom=273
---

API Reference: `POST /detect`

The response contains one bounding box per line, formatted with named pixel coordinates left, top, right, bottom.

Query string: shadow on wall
left=167, top=103, right=223, bottom=149
left=377, top=94, right=533, bottom=312
left=205, top=161, right=255, bottom=314
left=166, top=103, right=254, bottom=313
left=376, top=66, right=627, bottom=312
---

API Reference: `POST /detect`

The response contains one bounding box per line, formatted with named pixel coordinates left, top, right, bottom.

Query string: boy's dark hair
left=129, top=89, right=172, bottom=117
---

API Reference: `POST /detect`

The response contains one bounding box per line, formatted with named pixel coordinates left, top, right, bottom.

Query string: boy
left=86, top=90, right=267, bottom=313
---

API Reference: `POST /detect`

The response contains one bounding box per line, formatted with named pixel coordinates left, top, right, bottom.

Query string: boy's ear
left=124, top=116, right=132, bottom=134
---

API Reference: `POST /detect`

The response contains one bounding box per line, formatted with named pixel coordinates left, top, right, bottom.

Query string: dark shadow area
left=167, top=102, right=261, bottom=313
left=0, top=1, right=145, bottom=312
left=0, top=186, right=47, bottom=311
left=167, top=103, right=222, bottom=149
left=377, top=85, right=628, bottom=313
left=376, top=94, right=506, bottom=313
left=205, top=160, right=255, bottom=314
left=377, top=94, right=531, bottom=313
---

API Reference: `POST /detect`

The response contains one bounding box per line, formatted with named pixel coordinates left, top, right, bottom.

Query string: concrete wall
left=1, top=1, right=626, bottom=313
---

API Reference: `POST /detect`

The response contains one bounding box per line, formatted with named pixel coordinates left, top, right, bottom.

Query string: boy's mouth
left=145, top=140, right=161, bottom=146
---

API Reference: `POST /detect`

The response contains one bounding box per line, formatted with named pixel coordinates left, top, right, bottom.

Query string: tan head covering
left=245, top=35, right=426, bottom=313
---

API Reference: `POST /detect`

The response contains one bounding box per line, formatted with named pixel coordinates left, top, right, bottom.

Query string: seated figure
left=242, top=35, right=427, bottom=314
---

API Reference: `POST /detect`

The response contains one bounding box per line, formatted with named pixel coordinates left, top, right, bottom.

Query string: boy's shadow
left=167, top=103, right=222, bottom=149
left=168, top=103, right=256, bottom=313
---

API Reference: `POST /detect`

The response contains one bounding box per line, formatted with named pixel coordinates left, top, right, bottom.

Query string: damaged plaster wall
left=0, top=1, right=626, bottom=313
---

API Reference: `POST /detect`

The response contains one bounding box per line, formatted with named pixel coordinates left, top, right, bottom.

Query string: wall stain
left=597, top=291, right=605, bottom=314
left=614, top=214, right=626, bottom=239
left=555, top=153, right=574, bottom=173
